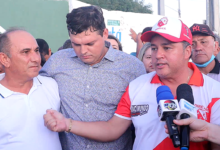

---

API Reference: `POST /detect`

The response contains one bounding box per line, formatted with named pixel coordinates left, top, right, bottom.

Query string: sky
left=144, top=0, right=206, bottom=27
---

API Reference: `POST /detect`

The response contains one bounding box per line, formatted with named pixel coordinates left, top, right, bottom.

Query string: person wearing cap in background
left=190, top=24, right=220, bottom=82
left=43, top=17, right=220, bottom=150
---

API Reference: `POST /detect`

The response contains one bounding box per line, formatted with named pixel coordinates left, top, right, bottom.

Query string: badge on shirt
left=131, top=105, right=149, bottom=117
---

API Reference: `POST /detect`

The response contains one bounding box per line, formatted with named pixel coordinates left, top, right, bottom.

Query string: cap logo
left=192, top=25, right=200, bottom=31
left=202, top=28, right=208, bottom=33
left=158, top=17, right=168, bottom=27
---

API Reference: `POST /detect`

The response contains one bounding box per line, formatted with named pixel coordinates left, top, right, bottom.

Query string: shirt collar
left=69, top=41, right=116, bottom=62
left=209, top=58, right=220, bottom=74
left=151, top=62, right=204, bottom=86
left=0, top=74, right=42, bottom=98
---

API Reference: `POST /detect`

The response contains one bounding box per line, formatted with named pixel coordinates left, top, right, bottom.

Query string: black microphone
left=156, top=85, right=180, bottom=148
left=176, top=84, right=195, bottom=150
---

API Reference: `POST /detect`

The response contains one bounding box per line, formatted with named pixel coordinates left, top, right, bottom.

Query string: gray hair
left=137, top=42, right=151, bottom=61
left=0, top=27, right=26, bottom=57
left=213, top=31, right=220, bottom=46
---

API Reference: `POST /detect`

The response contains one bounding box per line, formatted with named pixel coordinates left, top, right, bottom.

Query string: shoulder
left=202, top=74, right=220, bottom=95
left=50, top=48, right=75, bottom=60
left=115, top=50, right=142, bottom=64
left=130, top=71, right=156, bottom=86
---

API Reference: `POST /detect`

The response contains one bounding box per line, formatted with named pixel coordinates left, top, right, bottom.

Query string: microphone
left=176, top=84, right=197, bottom=150
left=156, top=85, right=180, bottom=147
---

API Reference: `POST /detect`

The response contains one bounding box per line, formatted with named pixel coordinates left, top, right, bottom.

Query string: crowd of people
left=0, top=5, right=220, bottom=150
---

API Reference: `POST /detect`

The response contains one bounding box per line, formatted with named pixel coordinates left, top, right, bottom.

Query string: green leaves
left=79, top=0, right=153, bottom=14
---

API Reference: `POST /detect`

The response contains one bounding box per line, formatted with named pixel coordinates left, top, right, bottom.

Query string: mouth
left=29, top=66, right=39, bottom=69
left=156, top=63, right=167, bottom=69
left=81, top=55, right=90, bottom=59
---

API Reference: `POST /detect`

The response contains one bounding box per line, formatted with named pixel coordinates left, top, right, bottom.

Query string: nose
left=155, top=47, right=164, bottom=60
left=30, top=50, right=41, bottom=63
left=192, top=42, right=202, bottom=51
left=80, top=45, right=88, bottom=55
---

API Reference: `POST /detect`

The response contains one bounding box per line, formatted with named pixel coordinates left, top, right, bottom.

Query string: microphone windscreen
left=176, top=84, right=194, bottom=104
left=156, top=85, right=174, bottom=104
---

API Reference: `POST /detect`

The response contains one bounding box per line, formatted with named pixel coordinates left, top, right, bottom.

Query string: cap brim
left=191, top=31, right=214, bottom=37
left=141, top=31, right=184, bottom=43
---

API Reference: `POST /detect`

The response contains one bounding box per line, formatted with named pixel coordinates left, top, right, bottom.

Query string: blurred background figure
left=36, top=38, right=52, bottom=66
left=129, top=27, right=152, bottom=57
left=138, top=42, right=154, bottom=73
left=106, top=34, right=122, bottom=51
left=0, top=33, right=4, bottom=74
left=62, top=39, right=72, bottom=49
left=213, top=31, right=220, bottom=60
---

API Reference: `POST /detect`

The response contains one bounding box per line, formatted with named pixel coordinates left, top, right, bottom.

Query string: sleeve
left=114, top=86, right=131, bottom=120
left=209, top=98, right=220, bottom=125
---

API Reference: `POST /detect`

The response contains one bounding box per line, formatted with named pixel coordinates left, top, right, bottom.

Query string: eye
left=151, top=47, right=157, bottom=51
left=164, top=47, right=171, bottom=50
left=87, top=43, right=94, bottom=46
left=73, top=43, right=80, bottom=46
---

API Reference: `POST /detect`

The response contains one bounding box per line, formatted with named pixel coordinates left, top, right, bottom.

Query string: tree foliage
left=79, top=0, right=153, bottom=14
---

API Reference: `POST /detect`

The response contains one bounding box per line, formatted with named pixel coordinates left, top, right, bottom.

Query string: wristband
left=66, top=119, right=72, bottom=133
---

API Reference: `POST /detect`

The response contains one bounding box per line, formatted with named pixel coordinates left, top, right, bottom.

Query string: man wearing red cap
left=43, top=17, right=220, bottom=150
left=190, top=24, right=220, bottom=82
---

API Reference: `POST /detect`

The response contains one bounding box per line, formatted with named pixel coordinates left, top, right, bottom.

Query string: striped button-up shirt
left=40, top=44, right=146, bottom=150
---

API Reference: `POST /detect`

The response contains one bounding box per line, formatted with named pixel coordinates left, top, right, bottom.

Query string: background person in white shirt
left=0, top=28, right=61, bottom=150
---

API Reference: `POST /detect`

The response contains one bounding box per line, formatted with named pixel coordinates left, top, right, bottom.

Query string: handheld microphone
left=176, top=84, right=197, bottom=150
left=156, top=85, right=180, bottom=148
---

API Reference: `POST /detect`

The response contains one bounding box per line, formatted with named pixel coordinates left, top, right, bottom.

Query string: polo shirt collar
left=69, top=41, right=116, bottom=62
left=0, top=75, right=42, bottom=98
left=209, top=58, right=220, bottom=74
left=151, top=62, right=204, bottom=86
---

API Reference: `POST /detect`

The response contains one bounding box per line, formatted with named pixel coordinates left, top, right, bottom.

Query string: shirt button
left=85, top=104, right=88, bottom=107
left=87, top=85, right=89, bottom=88
left=87, top=145, right=90, bottom=148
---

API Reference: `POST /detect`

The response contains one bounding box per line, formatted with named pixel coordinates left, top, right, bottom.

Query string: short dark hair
left=66, top=6, right=106, bottom=36
left=142, top=27, right=152, bottom=35
left=0, top=28, right=26, bottom=57
left=62, top=39, right=72, bottom=49
left=36, top=39, right=49, bottom=55
left=108, top=35, right=123, bottom=51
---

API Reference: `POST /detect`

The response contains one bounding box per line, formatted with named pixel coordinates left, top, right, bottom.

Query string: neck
left=0, top=75, right=33, bottom=95
left=198, top=59, right=215, bottom=75
left=160, top=67, right=193, bottom=97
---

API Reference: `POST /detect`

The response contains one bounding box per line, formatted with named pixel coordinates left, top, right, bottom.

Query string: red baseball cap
left=141, top=17, right=192, bottom=45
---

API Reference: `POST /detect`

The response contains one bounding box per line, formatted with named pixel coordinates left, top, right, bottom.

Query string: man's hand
left=165, top=118, right=209, bottom=142
left=43, top=109, right=69, bottom=132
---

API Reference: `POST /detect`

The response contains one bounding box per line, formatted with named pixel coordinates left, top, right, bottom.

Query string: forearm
left=67, top=118, right=131, bottom=142
left=136, top=39, right=143, bottom=57
left=208, top=123, right=220, bottom=145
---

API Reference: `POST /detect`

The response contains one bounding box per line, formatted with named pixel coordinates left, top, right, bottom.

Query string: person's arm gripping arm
left=44, top=86, right=132, bottom=142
